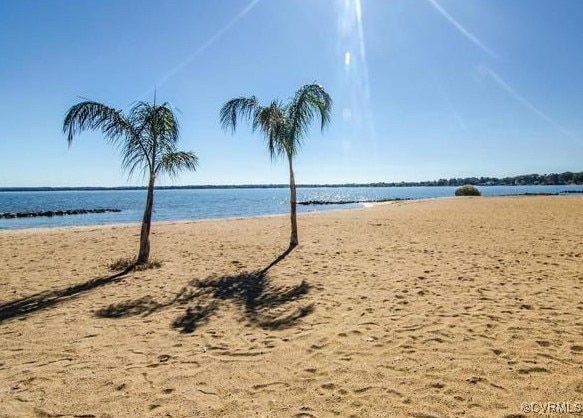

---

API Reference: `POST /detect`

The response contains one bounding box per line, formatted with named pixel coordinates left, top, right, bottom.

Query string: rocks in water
left=0, top=208, right=121, bottom=219
left=297, top=198, right=410, bottom=206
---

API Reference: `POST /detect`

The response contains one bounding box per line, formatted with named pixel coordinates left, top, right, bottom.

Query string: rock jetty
left=297, top=198, right=410, bottom=206
left=0, top=208, right=121, bottom=219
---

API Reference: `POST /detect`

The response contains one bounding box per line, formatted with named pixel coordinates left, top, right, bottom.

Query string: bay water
left=1, top=185, right=581, bottom=230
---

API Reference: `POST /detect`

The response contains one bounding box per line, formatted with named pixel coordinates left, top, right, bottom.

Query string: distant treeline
left=387, top=171, right=583, bottom=187
left=1, top=171, right=582, bottom=192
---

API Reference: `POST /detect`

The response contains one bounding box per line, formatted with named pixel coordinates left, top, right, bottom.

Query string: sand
left=0, top=196, right=582, bottom=418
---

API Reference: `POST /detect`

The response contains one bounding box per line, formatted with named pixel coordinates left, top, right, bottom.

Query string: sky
left=1, top=0, right=582, bottom=187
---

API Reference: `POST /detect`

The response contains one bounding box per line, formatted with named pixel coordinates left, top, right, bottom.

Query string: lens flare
left=138, top=0, right=261, bottom=99
left=480, top=66, right=573, bottom=138
left=426, top=0, right=497, bottom=58
left=338, top=0, right=375, bottom=148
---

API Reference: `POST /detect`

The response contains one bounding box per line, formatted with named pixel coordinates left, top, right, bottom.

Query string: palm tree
left=63, top=99, right=199, bottom=265
left=220, top=83, right=332, bottom=248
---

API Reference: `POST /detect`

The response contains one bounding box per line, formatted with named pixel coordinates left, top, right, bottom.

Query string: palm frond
left=123, top=101, right=181, bottom=176
left=286, top=84, right=333, bottom=157
left=129, top=102, right=156, bottom=150
left=154, top=103, right=180, bottom=145
left=219, top=96, right=260, bottom=133
left=63, top=100, right=134, bottom=147
left=256, top=102, right=288, bottom=160
left=155, top=150, right=199, bottom=178
left=120, top=140, right=149, bottom=179
left=121, top=102, right=157, bottom=176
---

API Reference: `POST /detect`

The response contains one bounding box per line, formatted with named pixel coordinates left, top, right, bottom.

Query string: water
left=0, top=185, right=581, bottom=230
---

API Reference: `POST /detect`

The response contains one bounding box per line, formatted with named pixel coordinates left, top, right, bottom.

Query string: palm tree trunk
left=137, top=173, right=156, bottom=265
left=287, top=155, right=299, bottom=248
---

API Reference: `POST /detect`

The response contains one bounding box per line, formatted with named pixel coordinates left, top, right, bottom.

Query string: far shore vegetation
left=2, top=171, right=582, bottom=192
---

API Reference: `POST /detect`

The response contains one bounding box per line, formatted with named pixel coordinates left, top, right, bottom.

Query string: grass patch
left=108, top=256, right=162, bottom=271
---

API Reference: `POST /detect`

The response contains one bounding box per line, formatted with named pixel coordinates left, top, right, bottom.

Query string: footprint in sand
left=572, top=380, right=583, bottom=393
left=517, top=366, right=549, bottom=374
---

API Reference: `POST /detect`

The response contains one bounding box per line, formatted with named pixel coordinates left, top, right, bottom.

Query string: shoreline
left=0, top=200, right=376, bottom=234
left=1, top=193, right=580, bottom=234
left=0, top=196, right=478, bottom=234
left=0, top=205, right=350, bottom=235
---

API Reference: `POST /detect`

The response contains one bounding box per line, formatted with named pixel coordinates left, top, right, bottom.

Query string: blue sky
left=1, top=0, right=581, bottom=187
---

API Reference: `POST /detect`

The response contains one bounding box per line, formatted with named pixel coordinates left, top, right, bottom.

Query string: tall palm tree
left=220, top=83, right=332, bottom=248
left=63, top=99, right=199, bottom=265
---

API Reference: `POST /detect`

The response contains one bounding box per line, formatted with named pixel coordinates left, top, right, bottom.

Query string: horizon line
left=1, top=171, right=582, bottom=192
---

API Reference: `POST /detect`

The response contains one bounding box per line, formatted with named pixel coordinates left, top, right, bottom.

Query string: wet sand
left=1, top=196, right=582, bottom=417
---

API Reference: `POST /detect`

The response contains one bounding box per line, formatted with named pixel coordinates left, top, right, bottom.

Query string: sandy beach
left=1, top=196, right=582, bottom=418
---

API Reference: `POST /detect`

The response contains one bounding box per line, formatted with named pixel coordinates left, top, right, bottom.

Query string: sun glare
left=344, top=51, right=351, bottom=66
left=338, top=0, right=374, bottom=145
left=138, top=0, right=261, bottom=99
left=355, top=0, right=362, bottom=22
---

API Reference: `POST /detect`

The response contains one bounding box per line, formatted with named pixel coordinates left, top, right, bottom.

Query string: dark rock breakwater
left=297, top=198, right=410, bottom=206
left=0, top=208, right=121, bottom=219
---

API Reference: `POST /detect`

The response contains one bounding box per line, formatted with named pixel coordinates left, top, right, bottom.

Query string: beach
left=1, top=195, right=582, bottom=417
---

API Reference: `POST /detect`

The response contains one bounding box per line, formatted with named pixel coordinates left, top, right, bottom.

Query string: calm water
left=0, top=185, right=582, bottom=230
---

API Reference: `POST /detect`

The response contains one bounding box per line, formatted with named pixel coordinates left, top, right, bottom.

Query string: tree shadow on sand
left=96, top=246, right=313, bottom=333
left=0, top=265, right=134, bottom=325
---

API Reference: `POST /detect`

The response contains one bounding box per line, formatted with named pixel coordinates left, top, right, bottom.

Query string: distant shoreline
left=2, top=171, right=582, bottom=192
left=2, top=182, right=583, bottom=193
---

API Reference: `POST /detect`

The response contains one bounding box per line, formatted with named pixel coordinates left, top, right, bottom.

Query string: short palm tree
left=63, top=99, right=199, bottom=265
left=220, top=83, right=332, bottom=248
